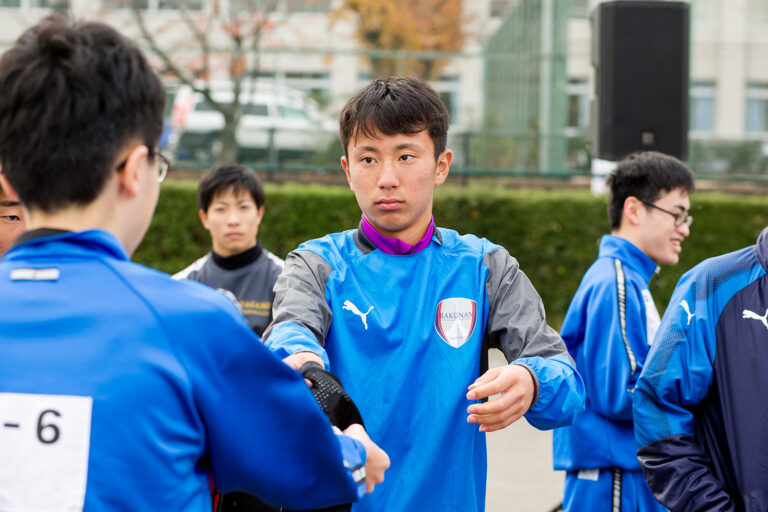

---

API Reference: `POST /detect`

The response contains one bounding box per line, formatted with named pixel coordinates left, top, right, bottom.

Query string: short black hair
left=606, top=151, right=695, bottom=230
left=197, top=163, right=265, bottom=212
left=339, top=76, right=449, bottom=160
left=0, top=15, right=165, bottom=213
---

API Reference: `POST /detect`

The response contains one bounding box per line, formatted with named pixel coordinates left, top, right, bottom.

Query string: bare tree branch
left=131, top=3, right=223, bottom=112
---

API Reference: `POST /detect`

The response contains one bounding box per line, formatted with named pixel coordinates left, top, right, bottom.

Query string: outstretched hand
left=465, top=364, right=535, bottom=432
left=343, top=423, right=390, bottom=494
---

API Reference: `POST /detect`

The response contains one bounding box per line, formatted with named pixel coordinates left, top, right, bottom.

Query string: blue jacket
left=264, top=225, right=585, bottom=512
left=0, top=229, right=365, bottom=511
left=634, top=228, right=768, bottom=511
left=554, top=235, right=660, bottom=470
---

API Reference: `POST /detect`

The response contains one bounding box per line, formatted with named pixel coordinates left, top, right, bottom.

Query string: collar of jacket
left=8, top=228, right=129, bottom=261
left=598, top=234, right=659, bottom=284
left=354, top=221, right=444, bottom=255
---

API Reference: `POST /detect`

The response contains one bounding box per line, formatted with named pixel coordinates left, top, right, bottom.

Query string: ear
left=256, top=205, right=265, bottom=225
left=434, top=149, right=452, bottom=186
left=341, top=156, right=353, bottom=189
left=0, top=172, right=20, bottom=201
left=117, top=145, right=150, bottom=198
left=622, top=196, right=646, bottom=227
left=198, top=209, right=210, bottom=231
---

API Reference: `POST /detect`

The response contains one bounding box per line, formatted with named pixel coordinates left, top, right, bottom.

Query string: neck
left=25, top=188, right=133, bottom=253
left=26, top=204, right=115, bottom=234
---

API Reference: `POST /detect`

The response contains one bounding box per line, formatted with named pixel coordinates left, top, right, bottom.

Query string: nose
left=377, top=160, right=399, bottom=189
left=226, top=210, right=240, bottom=225
left=677, top=220, right=690, bottom=237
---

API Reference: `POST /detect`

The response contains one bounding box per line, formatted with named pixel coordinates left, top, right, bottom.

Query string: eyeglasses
left=116, top=145, right=171, bottom=183
left=640, top=199, right=693, bottom=228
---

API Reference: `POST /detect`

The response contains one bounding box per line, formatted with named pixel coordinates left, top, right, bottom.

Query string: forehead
left=347, top=127, right=434, bottom=153
left=211, top=186, right=256, bottom=204
left=655, top=187, right=690, bottom=208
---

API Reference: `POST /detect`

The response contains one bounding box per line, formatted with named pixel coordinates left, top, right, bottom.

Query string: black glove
left=281, top=362, right=362, bottom=512
left=299, top=362, right=364, bottom=431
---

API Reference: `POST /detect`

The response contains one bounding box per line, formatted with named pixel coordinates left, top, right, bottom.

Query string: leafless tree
left=128, top=0, right=281, bottom=162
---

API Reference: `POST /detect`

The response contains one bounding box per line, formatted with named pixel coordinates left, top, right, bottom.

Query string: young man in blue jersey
left=175, top=163, right=283, bottom=337
left=552, top=151, right=695, bottom=512
left=0, top=15, right=387, bottom=511
left=262, top=76, right=585, bottom=512
left=633, top=237, right=768, bottom=504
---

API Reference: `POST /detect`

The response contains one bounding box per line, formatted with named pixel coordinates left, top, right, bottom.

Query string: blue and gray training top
left=264, top=223, right=586, bottom=512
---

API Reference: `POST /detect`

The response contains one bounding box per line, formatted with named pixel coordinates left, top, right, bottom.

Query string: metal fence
left=158, top=1, right=768, bottom=184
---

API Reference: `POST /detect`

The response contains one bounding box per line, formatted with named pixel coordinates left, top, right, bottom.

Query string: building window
left=158, top=0, right=202, bottom=9
left=490, top=0, right=513, bottom=18
left=570, top=0, right=589, bottom=18
left=566, top=78, right=589, bottom=131
left=746, top=84, right=768, bottom=134
left=747, top=0, right=768, bottom=25
left=1, top=0, right=71, bottom=7
left=692, top=0, right=718, bottom=22
left=284, top=0, right=331, bottom=12
left=102, top=0, right=148, bottom=8
left=29, top=0, right=68, bottom=6
left=690, top=81, right=715, bottom=134
left=102, top=0, right=201, bottom=8
left=283, top=71, right=331, bottom=107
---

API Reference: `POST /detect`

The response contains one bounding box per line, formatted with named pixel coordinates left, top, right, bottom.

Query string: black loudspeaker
left=591, top=1, right=690, bottom=161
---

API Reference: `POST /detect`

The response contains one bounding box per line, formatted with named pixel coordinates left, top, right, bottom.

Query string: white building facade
left=1, top=0, right=766, bottom=171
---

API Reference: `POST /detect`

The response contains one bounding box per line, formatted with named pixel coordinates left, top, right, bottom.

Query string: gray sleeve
left=484, top=247, right=568, bottom=362
left=262, top=249, right=333, bottom=346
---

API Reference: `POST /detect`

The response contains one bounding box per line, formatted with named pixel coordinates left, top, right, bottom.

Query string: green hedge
left=135, top=181, right=768, bottom=327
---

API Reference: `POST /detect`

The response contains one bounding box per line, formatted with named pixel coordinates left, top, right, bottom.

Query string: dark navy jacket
left=633, top=228, right=768, bottom=511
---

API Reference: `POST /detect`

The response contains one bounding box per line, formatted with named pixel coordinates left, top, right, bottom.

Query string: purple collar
left=360, top=215, right=435, bottom=255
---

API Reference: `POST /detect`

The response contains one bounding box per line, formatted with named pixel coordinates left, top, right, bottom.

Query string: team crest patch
left=434, top=298, right=477, bottom=348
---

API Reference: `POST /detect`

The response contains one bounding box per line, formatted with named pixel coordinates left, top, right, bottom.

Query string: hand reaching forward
left=342, top=423, right=390, bottom=494
left=284, top=351, right=325, bottom=387
left=465, top=364, right=535, bottom=432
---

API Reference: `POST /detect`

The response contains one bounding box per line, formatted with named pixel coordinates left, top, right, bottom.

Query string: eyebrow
left=0, top=200, right=20, bottom=207
left=354, top=142, right=424, bottom=153
left=355, top=145, right=382, bottom=154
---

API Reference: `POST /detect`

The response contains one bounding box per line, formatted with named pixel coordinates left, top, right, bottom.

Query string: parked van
left=168, top=82, right=337, bottom=162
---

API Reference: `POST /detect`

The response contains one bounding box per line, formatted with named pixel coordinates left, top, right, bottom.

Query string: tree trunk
left=217, top=111, right=239, bottom=163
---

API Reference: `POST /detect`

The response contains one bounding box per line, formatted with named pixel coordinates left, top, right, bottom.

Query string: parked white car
left=168, top=82, right=337, bottom=162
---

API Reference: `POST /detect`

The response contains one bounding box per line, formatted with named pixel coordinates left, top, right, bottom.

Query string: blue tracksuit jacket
left=554, top=235, right=661, bottom=471
left=634, top=228, right=768, bottom=511
left=264, top=225, right=585, bottom=512
left=0, top=229, right=365, bottom=511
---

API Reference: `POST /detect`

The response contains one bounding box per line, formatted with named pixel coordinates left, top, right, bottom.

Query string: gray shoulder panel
left=483, top=247, right=569, bottom=362
left=262, top=249, right=333, bottom=345
left=172, top=253, right=209, bottom=280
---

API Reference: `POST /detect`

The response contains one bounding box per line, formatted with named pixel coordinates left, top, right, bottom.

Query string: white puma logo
left=679, top=300, right=694, bottom=326
left=343, top=300, right=374, bottom=330
left=742, top=308, right=768, bottom=331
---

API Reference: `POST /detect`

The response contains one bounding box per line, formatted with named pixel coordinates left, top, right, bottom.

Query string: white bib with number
left=0, top=392, right=93, bottom=511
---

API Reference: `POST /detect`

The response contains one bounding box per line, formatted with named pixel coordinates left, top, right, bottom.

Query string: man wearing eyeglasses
left=0, top=15, right=387, bottom=511
left=552, top=151, right=694, bottom=512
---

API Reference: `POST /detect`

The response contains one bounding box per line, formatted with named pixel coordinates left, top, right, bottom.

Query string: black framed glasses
left=116, top=145, right=170, bottom=183
left=640, top=199, right=693, bottom=228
